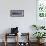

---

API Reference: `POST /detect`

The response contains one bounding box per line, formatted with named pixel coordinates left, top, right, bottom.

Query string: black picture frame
left=10, top=10, right=24, bottom=17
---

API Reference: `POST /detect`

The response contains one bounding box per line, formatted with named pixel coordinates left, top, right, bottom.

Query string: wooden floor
left=0, top=42, right=46, bottom=46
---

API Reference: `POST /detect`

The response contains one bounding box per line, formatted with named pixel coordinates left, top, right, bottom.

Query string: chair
left=18, top=33, right=30, bottom=46
left=4, top=27, right=19, bottom=46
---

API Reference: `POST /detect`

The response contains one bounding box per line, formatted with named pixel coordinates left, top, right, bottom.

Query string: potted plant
left=40, top=26, right=45, bottom=29
left=33, top=32, right=46, bottom=43
left=32, top=24, right=46, bottom=43
left=32, top=24, right=45, bottom=30
left=32, top=25, right=39, bottom=30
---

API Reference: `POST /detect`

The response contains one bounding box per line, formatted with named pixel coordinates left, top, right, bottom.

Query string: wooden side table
left=4, top=33, right=18, bottom=46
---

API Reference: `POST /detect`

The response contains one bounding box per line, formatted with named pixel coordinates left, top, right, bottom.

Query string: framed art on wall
left=10, top=10, right=24, bottom=17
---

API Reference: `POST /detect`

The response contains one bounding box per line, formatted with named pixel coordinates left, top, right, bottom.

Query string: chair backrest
left=11, top=27, right=18, bottom=34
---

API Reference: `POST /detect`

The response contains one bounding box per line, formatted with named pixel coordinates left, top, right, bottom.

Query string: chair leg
left=4, top=33, right=7, bottom=46
left=4, top=41, right=7, bottom=46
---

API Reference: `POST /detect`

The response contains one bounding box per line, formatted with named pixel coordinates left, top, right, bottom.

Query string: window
left=37, top=0, right=46, bottom=18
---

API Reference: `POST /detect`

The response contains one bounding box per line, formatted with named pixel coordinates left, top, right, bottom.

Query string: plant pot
left=37, top=39, right=45, bottom=44
left=37, top=39, right=40, bottom=43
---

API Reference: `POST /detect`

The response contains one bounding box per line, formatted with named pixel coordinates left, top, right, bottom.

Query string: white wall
left=0, top=0, right=36, bottom=42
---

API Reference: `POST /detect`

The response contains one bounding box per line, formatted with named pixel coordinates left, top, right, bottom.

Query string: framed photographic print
left=10, top=10, right=24, bottom=17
